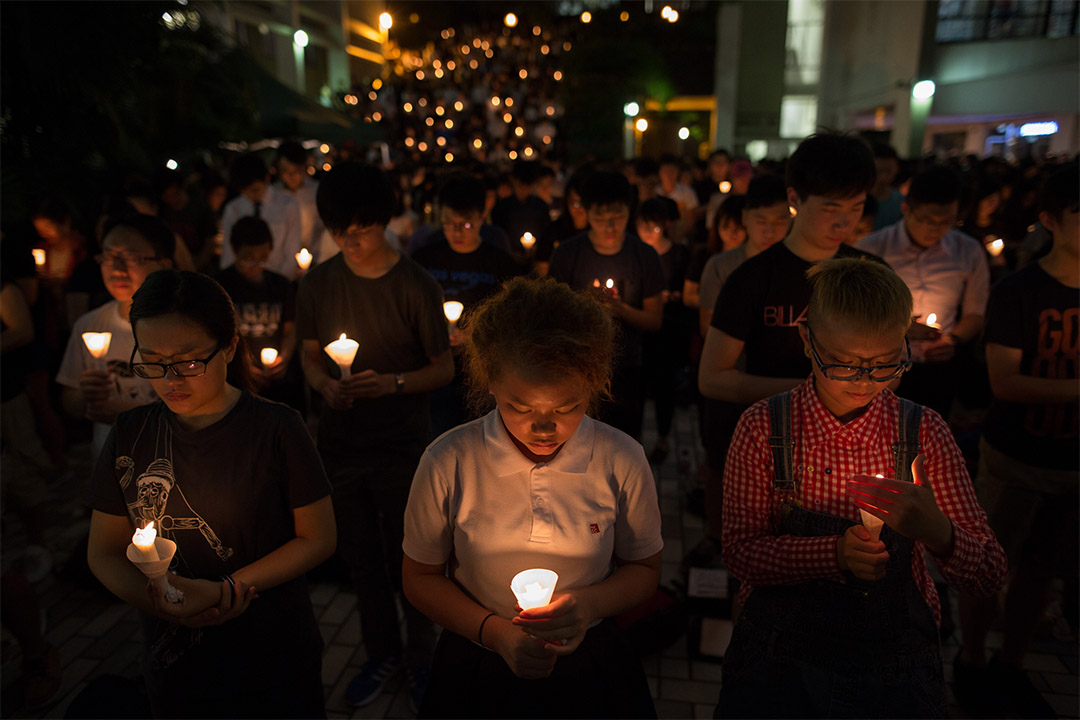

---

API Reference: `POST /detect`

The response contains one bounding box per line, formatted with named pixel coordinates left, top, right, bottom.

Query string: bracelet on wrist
left=478, top=612, right=496, bottom=647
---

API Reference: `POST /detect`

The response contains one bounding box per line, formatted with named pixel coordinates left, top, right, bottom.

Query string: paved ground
left=2, top=403, right=1077, bottom=719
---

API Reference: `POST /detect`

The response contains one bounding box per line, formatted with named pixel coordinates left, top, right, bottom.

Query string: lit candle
left=511, top=568, right=558, bottom=610
left=32, top=249, right=46, bottom=267
left=260, top=348, right=278, bottom=366
left=605, top=278, right=615, bottom=291
left=718, top=181, right=732, bottom=194
left=324, top=333, right=359, bottom=379
left=986, top=238, right=1005, bottom=257
left=295, top=248, right=313, bottom=271
left=443, top=301, right=464, bottom=335
left=520, top=232, right=536, bottom=251
left=925, top=313, right=941, bottom=329
left=132, top=522, right=160, bottom=562
left=859, top=474, right=886, bottom=541
left=82, top=332, right=112, bottom=370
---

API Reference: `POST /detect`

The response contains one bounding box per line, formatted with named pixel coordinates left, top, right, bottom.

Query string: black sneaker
left=988, top=656, right=1056, bottom=719
left=345, top=655, right=402, bottom=707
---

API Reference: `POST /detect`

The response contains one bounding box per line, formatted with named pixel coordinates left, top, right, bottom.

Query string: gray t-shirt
left=699, top=245, right=748, bottom=317
left=295, top=252, right=450, bottom=456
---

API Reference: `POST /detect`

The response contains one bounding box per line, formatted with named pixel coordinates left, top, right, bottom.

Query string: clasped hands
left=320, top=370, right=395, bottom=409
left=838, top=454, right=954, bottom=582
left=489, top=592, right=593, bottom=679
left=148, top=573, right=257, bottom=628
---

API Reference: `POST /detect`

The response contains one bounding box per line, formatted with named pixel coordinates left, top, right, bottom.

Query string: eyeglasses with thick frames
left=806, top=326, right=911, bottom=382
left=441, top=220, right=476, bottom=234
left=129, top=344, right=223, bottom=379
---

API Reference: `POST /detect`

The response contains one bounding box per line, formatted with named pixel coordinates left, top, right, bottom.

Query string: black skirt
left=420, top=618, right=656, bottom=719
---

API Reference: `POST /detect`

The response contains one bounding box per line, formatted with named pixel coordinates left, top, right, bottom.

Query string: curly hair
left=462, top=276, right=616, bottom=415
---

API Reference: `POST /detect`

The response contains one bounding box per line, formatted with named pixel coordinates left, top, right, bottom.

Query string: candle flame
left=926, top=313, right=938, bottom=327
left=32, top=249, right=46, bottom=266
left=295, top=248, right=312, bottom=269
left=133, top=521, right=157, bottom=547
left=719, top=181, right=732, bottom=194
left=987, top=238, right=1005, bottom=257
left=81, top=332, right=112, bottom=358
left=260, top=348, right=278, bottom=366
left=520, top=232, right=536, bottom=249
left=443, top=301, right=464, bottom=322
left=605, top=279, right=614, bottom=289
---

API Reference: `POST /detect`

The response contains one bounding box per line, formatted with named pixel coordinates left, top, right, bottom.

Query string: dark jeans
left=323, top=447, right=436, bottom=667
left=420, top=620, right=656, bottom=719
left=717, top=502, right=947, bottom=718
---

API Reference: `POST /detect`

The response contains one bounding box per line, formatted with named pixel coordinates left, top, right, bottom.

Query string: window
left=937, top=0, right=1078, bottom=42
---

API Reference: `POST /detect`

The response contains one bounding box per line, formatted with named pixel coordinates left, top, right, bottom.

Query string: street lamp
left=912, top=80, right=936, bottom=100
left=293, top=29, right=309, bottom=47
left=623, top=101, right=640, bottom=117
left=678, top=127, right=690, bottom=140
left=293, top=30, right=308, bottom=94
left=379, top=12, right=392, bottom=31
left=504, top=13, right=518, bottom=28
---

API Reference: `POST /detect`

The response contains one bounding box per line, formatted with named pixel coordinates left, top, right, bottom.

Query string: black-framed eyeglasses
left=441, top=220, right=475, bottom=234
left=129, top=344, right=223, bottom=379
left=806, top=326, right=911, bottom=382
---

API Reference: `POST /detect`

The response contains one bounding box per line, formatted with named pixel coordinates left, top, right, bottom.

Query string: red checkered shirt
left=721, top=378, right=1007, bottom=626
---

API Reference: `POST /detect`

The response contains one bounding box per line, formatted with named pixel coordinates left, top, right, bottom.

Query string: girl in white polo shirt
left=403, top=276, right=663, bottom=718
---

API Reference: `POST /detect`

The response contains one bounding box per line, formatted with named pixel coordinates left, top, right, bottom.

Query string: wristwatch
left=395, top=373, right=405, bottom=393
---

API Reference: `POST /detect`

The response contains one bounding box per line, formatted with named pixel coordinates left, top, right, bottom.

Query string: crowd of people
left=0, top=124, right=1075, bottom=718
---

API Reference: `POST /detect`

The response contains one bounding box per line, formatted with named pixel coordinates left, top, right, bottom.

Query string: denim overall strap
left=767, top=393, right=796, bottom=494
left=717, top=393, right=947, bottom=719
left=893, top=398, right=923, bottom=483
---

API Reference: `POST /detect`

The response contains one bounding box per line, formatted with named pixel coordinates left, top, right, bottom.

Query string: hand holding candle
left=858, top=474, right=886, bottom=541
left=324, top=333, right=359, bottom=379
left=127, top=522, right=184, bottom=603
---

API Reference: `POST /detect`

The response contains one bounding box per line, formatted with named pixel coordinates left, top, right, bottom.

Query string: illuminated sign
left=1019, top=121, right=1059, bottom=137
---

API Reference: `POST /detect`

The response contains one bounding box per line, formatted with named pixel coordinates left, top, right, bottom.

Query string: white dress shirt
left=220, top=185, right=302, bottom=277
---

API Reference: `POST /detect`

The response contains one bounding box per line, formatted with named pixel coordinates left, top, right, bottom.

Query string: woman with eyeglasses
left=86, top=269, right=336, bottom=718
left=714, top=257, right=1005, bottom=719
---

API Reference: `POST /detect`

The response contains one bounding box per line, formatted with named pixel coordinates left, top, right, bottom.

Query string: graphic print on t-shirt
left=117, top=418, right=234, bottom=563
left=1027, top=306, right=1080, bottom=439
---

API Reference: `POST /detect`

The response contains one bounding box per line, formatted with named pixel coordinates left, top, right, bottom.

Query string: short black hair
left=862, top=194, right=879, bottom=219
left=638, top=198, right=673, bottom=225
left=715, top=195, right=747, bottom=227
left=153, top=168, right=184, bottom=196
left=709, top=149, right=730, bottom=161
left=316, top=162, right=395, bottom=233
left=786, top=130, right=875, bottom=201
left=230, top=153, right=269, bottom=193
left=31, top=197, right=72, bottom=224
left=102, top=214, right=176, bottom=260
left=581, top=171, right=633, bottom=210
left=230, top=216, right=273, bottom=250
left=906, top=165, right=964, bottom=209
left=872, top=143, right=900, bottom=161
left=276, top=141, right=308, bottom=166
left=438, top=173, right=486, bottom=215
left=633, top=157, right=659, bottom=179
left=1039, top=161, right=1079, bottom=221
left=744, top=174, right=788, bottom=211
left=511, top=160, right=541, bottom=185
left=658, top=154, right=680, bottom=169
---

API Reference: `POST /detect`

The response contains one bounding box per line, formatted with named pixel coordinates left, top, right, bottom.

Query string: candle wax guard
left=511, top=568, right=558, bottom=610
left=127, top=537, right=184, bottom=604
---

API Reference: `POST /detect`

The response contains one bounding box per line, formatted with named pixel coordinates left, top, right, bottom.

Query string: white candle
left=859, top=474, right=886, bottom=541
left=443, top=301, right=464, bottom=336
left=986, top=238, right=1004, bottom=257
left=82, top=332, right=112, bottom=370
left=324, top=333, right=359, bottom=379
left=260, top=347, right=278, bottom=366
left=520, top=232, right=536, bottom=251
left=32, top=248, right=46, bottom=267
left=511, top=568, right=558, bottom=610
left=132, top=522, right=160, bottom=562
left=295, top=248, right=313, bottom=270
left=925, top=313, right=941, bottom=329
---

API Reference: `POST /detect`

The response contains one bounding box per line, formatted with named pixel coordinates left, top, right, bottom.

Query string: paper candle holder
left=126, top=537, right=184, bottom=603
left=295, top=248, right=313, bottom=270
left=324, top=334, right=359, bottom=379
left=260, top=347, right=279, bottom=367
left=511, top=568, right=558, bottom=610
left=82, top=332, right=112, bottom=371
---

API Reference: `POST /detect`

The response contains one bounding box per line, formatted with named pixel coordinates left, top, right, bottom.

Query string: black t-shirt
left=686, top=244, right=712, bottom=284
left=548, top=233, right=666, bottom=367
left=295, top=252, right=450, bottom=456
left=491, top=195, right=551, bottom=252
left=214, top=266, right=294, bottom=353
left=90, top=391, right=329, bottom=714
left=411, top=239, right=521, bottom=310
left=712, top=242, right=882, bottom=379
left=536, top=213, right=583, bottom=264
left=982, top=263, right=1079, bottom=470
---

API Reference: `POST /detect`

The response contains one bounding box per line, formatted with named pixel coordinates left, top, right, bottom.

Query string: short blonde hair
left=806, top=257, right=912, bottom=335
left=462, top=276, right=616, bottom=414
